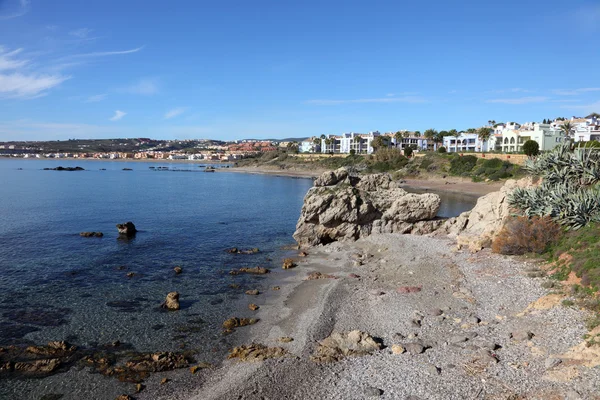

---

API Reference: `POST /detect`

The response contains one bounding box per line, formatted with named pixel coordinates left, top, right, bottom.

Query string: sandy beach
left=134, top=234, right=599, bottom=400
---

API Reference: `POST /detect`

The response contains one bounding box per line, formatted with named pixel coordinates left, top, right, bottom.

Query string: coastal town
left=1, top=114, right=598, bottom=161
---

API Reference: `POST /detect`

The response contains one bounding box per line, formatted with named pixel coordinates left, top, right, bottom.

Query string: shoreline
left=140, top=234, right=598, bottom=400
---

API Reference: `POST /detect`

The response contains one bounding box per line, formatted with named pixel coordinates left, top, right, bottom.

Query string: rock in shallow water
left=161, top=292, right=180, bottom=310
left=116, top=221, right=137, bottom=237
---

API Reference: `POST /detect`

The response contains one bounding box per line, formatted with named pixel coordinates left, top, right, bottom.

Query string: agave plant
left=508, top=142, right=600, bottom=229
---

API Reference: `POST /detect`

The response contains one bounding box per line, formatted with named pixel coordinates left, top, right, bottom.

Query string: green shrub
left=449, top=155, right=478, bottom=176
left=522, top=140, right=540, bottom=156
left=366, top=148, right=409, bottom=172
left=437, top=146, right=447, bottom=153
left=404, top=147, right=413, bottom=158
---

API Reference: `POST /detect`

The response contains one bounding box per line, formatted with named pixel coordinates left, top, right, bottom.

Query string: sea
left=0, top=158, right=476, bottom=399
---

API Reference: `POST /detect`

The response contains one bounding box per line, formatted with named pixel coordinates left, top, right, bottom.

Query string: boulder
left=441, top=177, right=538, bottom=251
left=222, top=317, right=259, bottom=332
left=161, top=292, right=180, bottom=310
left=294, top=169, right=441, bottom=247
left=116, top=222, right=137, bottom=237
left=282, top=258, right=296, bottom=269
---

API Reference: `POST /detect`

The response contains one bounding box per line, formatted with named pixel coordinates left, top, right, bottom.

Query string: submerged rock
left=229, top=266, right=269, bottom=275
left=311, top=330, right=382, bottom=362
left=248, top=303, right=259, bottom=311
left=173, top=266, right=183, bottom=274
left=80, top=232, right=103, bottom=237
left=227, top=247, right=260, bottom=255
left=227, top=344, right=288, bottom=362
left=161, top=292, right=180, bottom=311
left=245, top=289, right=259, bottom=296
left=294, top=168, right=442, bottom=247
left=222, top=317, right=259, bottom=332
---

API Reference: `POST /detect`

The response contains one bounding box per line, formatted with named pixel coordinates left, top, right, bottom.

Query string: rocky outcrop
left=293, top=168, right=442, bottom=247
left=441, top=177, right=537, bottom=252
left=227, top=247, right=260, bottom=254
left=116, top=222, right=137, bottom=237
left=229, top=266, right=269, bottom=275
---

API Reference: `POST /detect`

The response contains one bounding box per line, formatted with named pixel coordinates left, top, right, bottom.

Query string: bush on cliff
left=449, top=155, right=478, bottom=176
left=366, top=148, right=409, bottom=173
left=492, top=216, right=561, bottom=255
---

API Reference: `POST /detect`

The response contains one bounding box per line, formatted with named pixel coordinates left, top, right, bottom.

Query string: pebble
left=427, top=364, right=441, bottom=375
left=404, top=343, right=425, bottom=354
left=510, top=330, right=534, bottom=341
left=466, top=316, right=480, bottom=324
left=545, top=357, right=562, bottom=369
left=391, top=344, right=405, bottom=354
left=449, top=335, right=469, bottom=344
left=428, top=308, right=443, bottom=316
left=363, top=387, right=382, bottom=397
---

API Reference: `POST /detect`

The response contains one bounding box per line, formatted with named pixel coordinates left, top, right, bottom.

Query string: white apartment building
left=320, top=131, right=380, bottom=154
left=442, top=133, right=488, bottom=153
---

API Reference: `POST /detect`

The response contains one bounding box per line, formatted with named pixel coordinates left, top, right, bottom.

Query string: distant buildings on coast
left=2, top=115, right=599, bottom=159
left=304, top=114, right=600, bottom=155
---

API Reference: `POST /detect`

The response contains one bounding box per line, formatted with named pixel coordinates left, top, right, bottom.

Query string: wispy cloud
left=0, top=46, right=69, bottom=98
left=119, top=78, right=159, bottom=95
left=0, top=0, right=31, bottom=20
left=69, top=28, right=93, bottom=39
left=491, top=88, right=532, bottom=94
left=560, top=101, right=600, bottom=113
left=67, top=46, right=144, bottom=59
left=85, top=94, right=107, bottom=103
left=109, top=110, right=126, bottom=121
left=485, top=96, right=549, bottom=105
left=0, top=47, right=29, bottom=71
left=552, top=88, right=600, bottom=96
left=164, top=107, right=188, bottom=119
left=306, top=96, right=427, bottom=105
left=0, top=73, right=70, bottom=99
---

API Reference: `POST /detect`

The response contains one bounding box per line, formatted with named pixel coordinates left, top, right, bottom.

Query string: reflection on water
left=405, top=187, right=478, bottom=218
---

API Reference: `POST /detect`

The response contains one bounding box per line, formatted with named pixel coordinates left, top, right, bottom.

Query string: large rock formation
left=441, top=177, right=538, bottom=252
left=293, top=168, right=442, bottom=247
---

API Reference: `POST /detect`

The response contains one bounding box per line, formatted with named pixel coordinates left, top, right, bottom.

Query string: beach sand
left=137, top=234, right=599, bottom=400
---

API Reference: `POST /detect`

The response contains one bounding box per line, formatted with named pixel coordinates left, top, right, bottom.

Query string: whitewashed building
left=320, top=131, right=380, bottom=154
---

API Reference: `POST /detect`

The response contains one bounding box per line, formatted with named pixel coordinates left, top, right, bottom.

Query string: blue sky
left=0, top=0, right=599, bottom=141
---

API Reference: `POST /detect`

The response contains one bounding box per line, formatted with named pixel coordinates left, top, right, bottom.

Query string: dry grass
left=492, top=216, right=561, bottom=255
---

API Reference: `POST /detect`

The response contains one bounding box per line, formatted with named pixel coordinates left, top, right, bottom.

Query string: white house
left=442, top=133, right=488, bottom=153
left=321, top=131, right=380, bottom=154
left=300, top=137, right=320, bottom=153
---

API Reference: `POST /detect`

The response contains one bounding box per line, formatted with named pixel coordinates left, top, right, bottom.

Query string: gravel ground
left=139, top=234, right=600, bottom=400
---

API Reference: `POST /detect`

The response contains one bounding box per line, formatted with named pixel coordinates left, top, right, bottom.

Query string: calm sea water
left=0, top=158, right=475, bottom=399
left=0, top=159, right=315, bottom=398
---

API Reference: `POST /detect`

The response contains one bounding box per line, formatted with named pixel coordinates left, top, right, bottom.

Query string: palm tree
left=414, top=131, right=421, bottom=137
left=324, top=138, right=332, bottom=152
left=477, top=127, right=493, bottom=151
left=560, top=121, right=574, bottom=141
left=353, top=135, right=362, bottom=153
left=394, top=131, right=403, bottom=148
left=586, top=112, right=600, bottom=119
left=403, top=131, right=411, bottom=139
left=424, top=129, right=438, bottom=150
